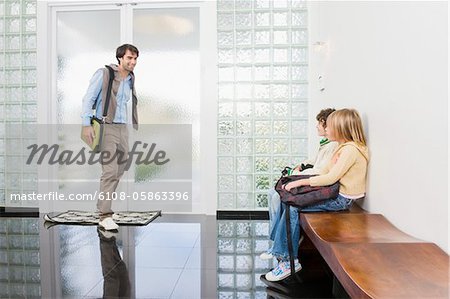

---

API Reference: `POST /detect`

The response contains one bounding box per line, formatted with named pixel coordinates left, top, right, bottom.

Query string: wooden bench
left=299, top=206, right=449, bottom=298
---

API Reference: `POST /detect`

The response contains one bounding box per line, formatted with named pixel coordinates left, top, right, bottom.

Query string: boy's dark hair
left=316, top=108, right=336, bottom=127
left=116, top=44, right=139, bottom=64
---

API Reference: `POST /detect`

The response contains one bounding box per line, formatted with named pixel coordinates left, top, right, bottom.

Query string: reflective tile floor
left=0, top=214, right=333, bottom=299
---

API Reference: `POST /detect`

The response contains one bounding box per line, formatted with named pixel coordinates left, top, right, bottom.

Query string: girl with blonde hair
left=265, top=108, right=370, bottom=282
left=261, top=108, right=338, bottom=260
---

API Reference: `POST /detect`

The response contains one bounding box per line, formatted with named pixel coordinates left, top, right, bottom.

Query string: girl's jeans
left=268, top=190, right=353, bottom=260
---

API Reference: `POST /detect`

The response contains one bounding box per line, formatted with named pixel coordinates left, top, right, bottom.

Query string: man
left=81, top=44, right=139, bottom=230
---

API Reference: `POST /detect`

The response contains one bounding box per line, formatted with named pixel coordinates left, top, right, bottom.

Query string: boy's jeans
left=269, top=193, right=353, bottom=260
left=268, top=188, right=281, bottom=236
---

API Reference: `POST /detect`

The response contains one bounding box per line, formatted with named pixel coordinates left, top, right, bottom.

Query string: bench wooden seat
left=298, top=206, right=450, bottom=298
left=330, top=242, right=449, bottom=298
left=300, top=213, right=420, bottom=243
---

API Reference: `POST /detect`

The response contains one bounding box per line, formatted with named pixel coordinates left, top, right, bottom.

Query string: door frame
left=37, top=0, right=217, bottom=215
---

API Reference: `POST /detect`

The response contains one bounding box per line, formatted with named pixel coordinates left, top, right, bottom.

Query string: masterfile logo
left=26, top=141, right=170, bottom=171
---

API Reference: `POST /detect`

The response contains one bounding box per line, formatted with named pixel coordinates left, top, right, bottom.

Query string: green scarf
left=320, top=138, right=330, bottom=146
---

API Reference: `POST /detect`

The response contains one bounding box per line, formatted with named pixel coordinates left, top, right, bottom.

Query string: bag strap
left=102, top=65, right=115, bottom=119
left=91, top=65, right=115, bottom=120
left=285, top=202, right=296, bottom=278
left=284, top=202, right=302, bottom=282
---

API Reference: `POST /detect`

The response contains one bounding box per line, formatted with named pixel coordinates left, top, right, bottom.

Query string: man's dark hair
left=316, top=108, right=336, bottom=128
left=116, top=44, right=139, bottom=64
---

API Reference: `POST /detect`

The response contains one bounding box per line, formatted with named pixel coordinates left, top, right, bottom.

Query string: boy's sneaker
left=98, top=217, right=119, bottom=231
left=265, top=260, right=302, bottom=282
left=259, top=252, right=274, bottom=260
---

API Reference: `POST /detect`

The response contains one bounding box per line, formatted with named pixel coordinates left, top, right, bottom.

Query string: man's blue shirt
left=81, top=68, right=132, bottom=126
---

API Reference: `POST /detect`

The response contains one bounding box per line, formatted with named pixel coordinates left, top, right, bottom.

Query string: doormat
left=44, top=210, right=161, bottom=226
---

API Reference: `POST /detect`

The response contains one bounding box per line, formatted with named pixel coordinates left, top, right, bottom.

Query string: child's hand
left=283, top=179, right=309, bottom=191
left=283, top=182, right=295, bottom=191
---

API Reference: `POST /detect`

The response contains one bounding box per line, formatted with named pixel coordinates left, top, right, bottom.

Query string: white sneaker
left=265, top=259, right=302, bottom=282
left=98, top=217, right=119, bottom=231
left=260, top=252, right=274, bottom=260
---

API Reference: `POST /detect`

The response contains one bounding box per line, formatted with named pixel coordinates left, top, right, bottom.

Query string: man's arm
left=81, top=69, right=103, bottom=126
left=81, top=69, right=103, bottom=144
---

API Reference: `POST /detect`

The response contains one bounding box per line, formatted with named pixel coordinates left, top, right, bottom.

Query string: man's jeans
left=268, top=193, right=353, bottom=260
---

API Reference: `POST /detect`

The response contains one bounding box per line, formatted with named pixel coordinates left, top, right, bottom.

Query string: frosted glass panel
left=133, top=8, right=199, bottom=125
left=56, top=10, right=120, bottom=124
left=132, top=8, right=199, bottom=210
left=55, top=10, right=120, bottom=210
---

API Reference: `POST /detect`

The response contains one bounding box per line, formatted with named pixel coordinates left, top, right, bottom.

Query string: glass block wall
left=0, top=0, right=40, bottom=295
left=217, top=0, right=309, bottom=210
left=217, top=220, right=273, bottom=298
left=0, top=218, right=41, bottom=298
left=0, top=0, right=38, bottom=208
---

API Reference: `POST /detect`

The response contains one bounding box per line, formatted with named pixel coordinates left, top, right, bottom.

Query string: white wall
left=308, top=1, right=448, bottom=253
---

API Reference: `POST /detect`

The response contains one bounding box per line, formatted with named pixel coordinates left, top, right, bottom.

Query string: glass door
left=39, top=2, right=215, bottom=298
left=52, top=6, right=124, bottom=213
left=41, top=1, right=211, bottom=215
left=130, top=5, right=200, bottom=214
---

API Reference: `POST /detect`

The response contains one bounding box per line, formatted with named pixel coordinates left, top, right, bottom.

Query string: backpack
left=275, top=173, right=339, bottom=208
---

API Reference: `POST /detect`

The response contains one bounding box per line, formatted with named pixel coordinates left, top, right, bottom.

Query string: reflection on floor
left=216, top=220, right=275, bottom=298
left=0, top=214, right=332, bottom=298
